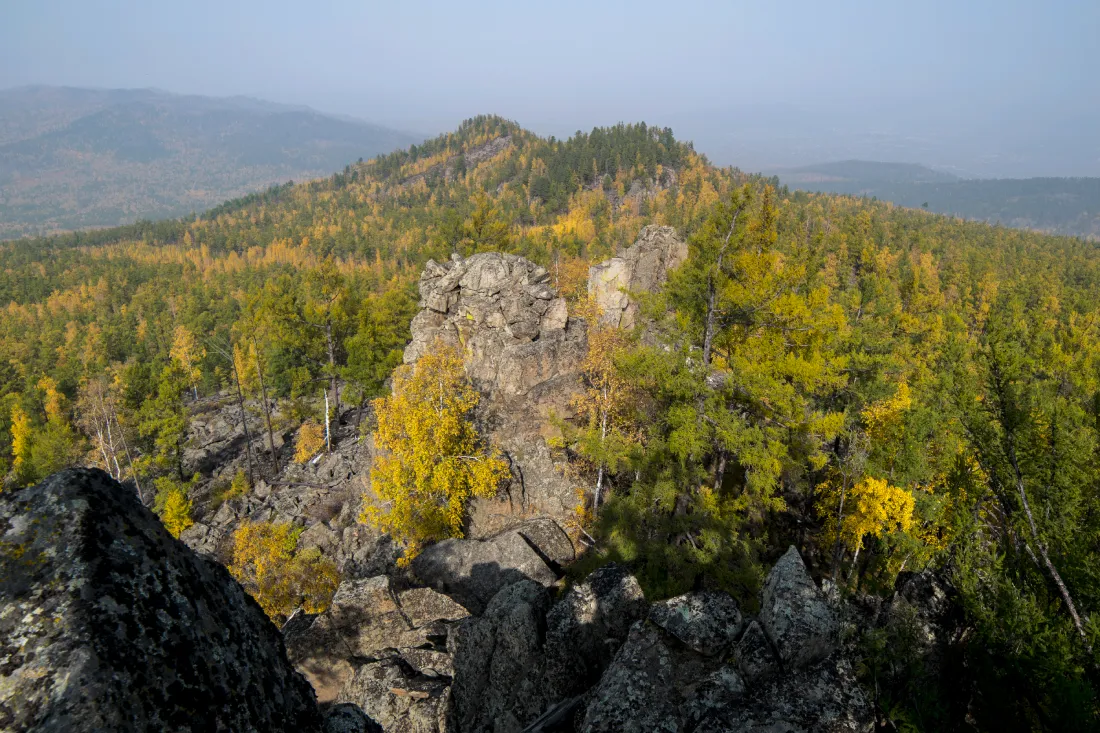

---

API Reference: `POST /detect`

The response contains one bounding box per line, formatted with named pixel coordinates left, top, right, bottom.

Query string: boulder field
left=0, top=468, right=958, bottom=732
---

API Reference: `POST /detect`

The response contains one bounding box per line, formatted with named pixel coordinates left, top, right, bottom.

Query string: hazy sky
left=4, top=0, right=1099, bottom=175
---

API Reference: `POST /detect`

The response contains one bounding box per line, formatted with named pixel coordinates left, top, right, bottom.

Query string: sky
left=3, top=0, right=1099, bottom=176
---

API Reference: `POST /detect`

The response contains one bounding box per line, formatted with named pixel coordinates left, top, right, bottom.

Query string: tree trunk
left=700, top=205, right=743, bottom=369
left=251, top=335, right=280, bottom=475
left=831, top=476, right=850, bottom=583
left=324, top=389, right=332, bottom=453
left=229, top=351, right=255, bottom=484
left=325, top=322, right=339, bottom=428
left=1010, top=446, right=1092, bottom=652
left=712, top=449, right=727, bottom=492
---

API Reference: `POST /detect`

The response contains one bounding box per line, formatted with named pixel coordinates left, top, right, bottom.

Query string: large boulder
left=579, top=622, right=680, bottom=733
left=539, top=563, right=648, bottom=703
left=696, top=654, right=873, bottom=733
left=410, top=519, right=570, bottom=613
left=648, top=591, right=744, bottom=657
left=0, top=468, right=323, bottom=732
left=336, top=659, right=453, bottom=733
left=447, top=580, right=553, bottom=732
left=587, top=225, right=688, bottom=329
left=759, top=546, right=839, bottom=669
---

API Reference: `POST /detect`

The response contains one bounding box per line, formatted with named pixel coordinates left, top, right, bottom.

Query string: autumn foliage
left=229, top=520, right=339, bottom=624
left=294, top=421, right=325, bottom=463
left=360, top=343, right=509, bottom=557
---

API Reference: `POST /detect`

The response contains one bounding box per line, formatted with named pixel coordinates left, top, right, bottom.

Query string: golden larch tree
left=360, top=343, right=509, bottom=558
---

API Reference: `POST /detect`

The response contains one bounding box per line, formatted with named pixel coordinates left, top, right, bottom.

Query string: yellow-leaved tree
left=153, top=475, right=196, bottom=538
left=294, top=421, right=325, bottom=463
left=561, top=296, right=640, bottom=512
left=360, top=343, right=509, bottom=558
left=229, top=520, right=339, bottom=624
left=817, top=381, right=917, bottom=579
left=822, top=475, right=915, bottom=555
left=170, top=325, right=205, bottom=400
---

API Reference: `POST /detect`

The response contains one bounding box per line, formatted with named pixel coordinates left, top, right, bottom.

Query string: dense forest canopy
left=3, top=115, right=1100, bottom=729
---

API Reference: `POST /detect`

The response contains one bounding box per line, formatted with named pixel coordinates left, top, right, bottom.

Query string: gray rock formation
left=579, top=622, right=680, bottom=733
left=324, top=703, right=385, bottom=733
left=180, top=399, right=390, bottom=581
left=286, top=575, right=468, bottom=703
left=698, top=655, right=871, bottom=733
left=577, top=551, right=870, bottom=733
left=403, top=252, right=586, bottom=528
left=338, top=659, right=454, bottom=733
left=734, top=619, right=780, bottom=684
left=284, top=544, right=871, bottom=733
left=649, top=591, right=744, bottom=657
left=0, top=468, right=323, bottom=732
left=759, top=546, right=840, bottom=669
left=587, top=225, right=688, bottom=329
left=410, top=518, right=573, bottom=614
left=448, top=580, right=554, bottom=732
left=539, top=563, right=648, bottom=703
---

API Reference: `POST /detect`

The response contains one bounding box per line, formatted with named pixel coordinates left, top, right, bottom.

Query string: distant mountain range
left=775, top=161, right=1100, bottom=239
left=0, top=86, right=419, bottom=237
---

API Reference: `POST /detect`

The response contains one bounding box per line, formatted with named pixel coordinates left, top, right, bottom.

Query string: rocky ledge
left=285, top=541, right=875, bottom=733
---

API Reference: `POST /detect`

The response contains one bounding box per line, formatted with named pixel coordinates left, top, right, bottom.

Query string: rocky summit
left=0, top=468, right=322, bottom=732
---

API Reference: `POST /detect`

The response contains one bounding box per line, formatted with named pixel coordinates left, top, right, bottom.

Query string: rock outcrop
left=759, top=545, right=839, bottom=669
left=410, top=518, right=574, bottom=613
left=0, top=468, right=324, bottom=732
left=280, top=541, right=870, bottom=733
left=587, top=225, right=688, bottom=329
left=286, top=575, right=470, bottom=704
left=403, top=252, right=587, bottom=528
left=578, top=549, right=870, bottom=733
left=180, top=402, right=394, bottom=580
left=401, top=231, right=688, bottom=533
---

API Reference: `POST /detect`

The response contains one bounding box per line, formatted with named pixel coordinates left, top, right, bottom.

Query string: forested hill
left=0, top=86, right=417, bottom=237
left=5, top=115, right=1100, bottom=728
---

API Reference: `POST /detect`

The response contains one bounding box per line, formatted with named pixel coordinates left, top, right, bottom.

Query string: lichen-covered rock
left=579, top=622, right=680, bottom=733
left=587, top=225, right=688, bottom=329
left=324, top=703, right=384, bottom=733
left=0, top=468, right=322, bottom=732
left=398, top=586, right=471, bottom=628
left=447, top=580, right=553, bottom=732
left=734, top=619, right=780, bottom=684
left=685, top=665, right=746, bottom=728
left=539, top=563, right=648, bottom=703
left=759, top=546, right=839, bottom=669
left=410, top=520, right=565, bottom=613
left=648, top=591, right=744, bottom=657
left=336, top=659, right=453, bottom=733
left=698, top=654, right=874, bottom=733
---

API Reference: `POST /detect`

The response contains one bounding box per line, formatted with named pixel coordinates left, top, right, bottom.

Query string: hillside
left=3, top=116, right=1100, bottom=729
left=778, top=160, right=1100, bottom=238
left=0, top=86, right=418, bottom=237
